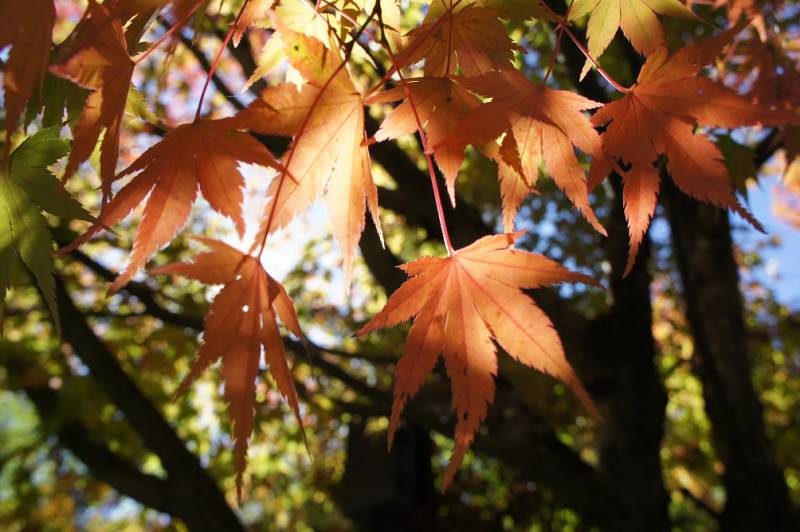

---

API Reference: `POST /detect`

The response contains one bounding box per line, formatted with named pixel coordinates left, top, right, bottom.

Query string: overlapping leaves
left=440, top=69, right=608, bottom=235
left=590, top=26, right=792, bottom=273
left=236, top=22, right=381, bottom=286
left=50, top=0, right=135, bottom=195
left=153, top=238, right=306, bottom=501
left=569, top=0, right=694, bottom=63
left=60, top=118, right=282, bottom=292
left=4, top=0, right=795, bottom=496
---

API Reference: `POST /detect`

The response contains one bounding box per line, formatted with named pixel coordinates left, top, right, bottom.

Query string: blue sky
left=739, top=176, right=800, bottom=308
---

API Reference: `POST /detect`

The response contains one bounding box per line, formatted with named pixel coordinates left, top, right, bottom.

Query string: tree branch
left=51, top=277, right=245, bottom=531
left=2, top=349, right=177, bottom=516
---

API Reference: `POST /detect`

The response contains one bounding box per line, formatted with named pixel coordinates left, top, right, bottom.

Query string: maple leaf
left=50, top=1, right=135, bottom=197
left=235, top=23, right=381, bottom=286
left=60, top=118, right=282, bottom=293
left=114, top=0, right=204, bottom=46
left=267, top=0, right=367, bottom=45
left=233, top=0, right=275, bottom=46
left=590, top=26, right=793, bottom=274
left=466, top=0, right=558, bottom=21
left=152, top=237, right=306, bottom=501
left=440, top=69, right=607, bottom=235
left=395, top=2, right=520, bottom=77
left=0, top=0, right=56, bottom=139
left=424, top=0, right=558, bottom=23
left=569, top=0, right=694, bottom=64
left=714, top=0, right=766, bottom=40
left=357, top=232, right=598, bottom=489
left=367, top=76, right=481, bottom=203
left=482, top=142, right=539, bottom=232
left=1, top=127, right=91, bottom=332
left=729, top=32, right=800, bottom=112
left=115, top=0, right=202, bottom=22
left=270, top=0, right=333, bottom=43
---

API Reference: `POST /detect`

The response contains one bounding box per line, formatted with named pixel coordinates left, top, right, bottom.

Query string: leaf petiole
left=558, top=23, right=632, bottom=94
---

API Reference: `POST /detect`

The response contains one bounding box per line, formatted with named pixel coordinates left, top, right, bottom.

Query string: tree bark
left=589, top=178, right=670, bottom=532
left=339, top=422, right=437, bottom=531
left=663, top=182, right=798, bottom=531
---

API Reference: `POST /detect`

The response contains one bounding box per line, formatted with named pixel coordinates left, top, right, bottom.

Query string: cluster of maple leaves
left=1, top=0, right=795, bottom=497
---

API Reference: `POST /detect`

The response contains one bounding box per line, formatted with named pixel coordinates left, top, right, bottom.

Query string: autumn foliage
left=1, top=0, right=797, bottom=499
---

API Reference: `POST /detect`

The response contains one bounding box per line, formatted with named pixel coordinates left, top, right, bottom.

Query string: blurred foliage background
left=1, top=0, right=799, bottom=530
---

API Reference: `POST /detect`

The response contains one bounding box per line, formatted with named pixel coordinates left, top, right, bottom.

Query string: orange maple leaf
left=0, top=0, right=55, bottom=140
left=714, top=0, right=767, bottom=40
left=235, top=23, right=380, bottom=286
left=367, top=76, right=481, bottom=203
left=590, top=26, right=793, bottom=274
left=357, top=232, right=598, bottom=489
left=471, top=0, right=558, bottom=22
left=233, top=0, right=274, bottom=46
left=115, top=0, right=202, bottom=21
left=420, top=0, right=558, bottom=23
left=482, top=141, right=540, bottom=232
left=60, top=118, right=282, bottom=292
left=395, top=2, right=519, bottom=77
left=50, top=1, right=135, bottom=196
left=440, top=69, right=607, bottom=235
left=729, top=32, right=800, bottom=112
left=152, top=237, right=306, bottom=501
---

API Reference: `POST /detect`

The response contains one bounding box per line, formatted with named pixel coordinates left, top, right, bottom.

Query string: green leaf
left=717, top=135, right=757, bottom=195
left=0, top=194, right=17, bottom=326
left=10, top=127, right=93, bottom=222
left=10, top=126, right=70, bottom=174
left=125, top=85, right=158, bottom=125
left=0, top=126, right=91, bottom=333
left=25, top=72, right=89, bottom=129
left=0, top=174, right=59, bottom=333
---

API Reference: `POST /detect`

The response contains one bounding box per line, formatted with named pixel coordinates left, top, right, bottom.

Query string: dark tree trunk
left=590, top=178, right=671, bottom=532
left=339, top=422, right=437, bottom=531
left=663, top=183, right=798, bottom=531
